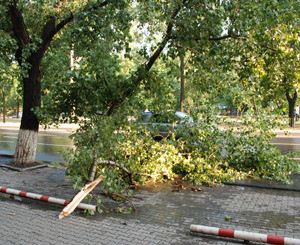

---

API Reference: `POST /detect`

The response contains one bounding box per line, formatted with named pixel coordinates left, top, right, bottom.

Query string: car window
left=138, top=113, right=152, bottom=123
left=150, top=112, right=178, bottom=124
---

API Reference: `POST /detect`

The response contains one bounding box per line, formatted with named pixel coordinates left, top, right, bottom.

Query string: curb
left=0, top=163, right=48, bottom=172
left=223, top=181, right=300, bottom=192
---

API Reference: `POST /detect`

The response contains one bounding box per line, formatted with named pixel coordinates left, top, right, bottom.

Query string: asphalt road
left=0, top=123, right=74, bottom=162
left=1, top=121, right=300, bottom=162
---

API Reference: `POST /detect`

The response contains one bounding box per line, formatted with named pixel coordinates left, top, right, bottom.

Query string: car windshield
left=138, top=113, right=152, bottom=123
left=139, top=111, right=193, bottom=124
left=150, top=112, right=178, bottom=124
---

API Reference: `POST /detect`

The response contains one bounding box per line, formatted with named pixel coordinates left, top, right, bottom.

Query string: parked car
left=138, top=111, right=194, bottom=140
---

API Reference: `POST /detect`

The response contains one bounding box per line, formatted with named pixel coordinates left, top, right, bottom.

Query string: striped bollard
left=190, top=225, right=300, bottom=245
left=0, top=187, right=96, bottom=211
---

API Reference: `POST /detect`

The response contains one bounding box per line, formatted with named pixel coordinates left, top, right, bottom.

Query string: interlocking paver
left=0, top=158, right=299, bottom=245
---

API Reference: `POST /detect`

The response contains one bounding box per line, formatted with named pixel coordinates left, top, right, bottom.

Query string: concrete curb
left=0, top=163, right=48, bottom=172
left=222, top=181, right=300, bottom=192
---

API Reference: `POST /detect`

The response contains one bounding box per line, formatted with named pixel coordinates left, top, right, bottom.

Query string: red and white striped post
left=0, top=187, right=96, bottom=211
left=190, top=225, right=300, bottom=245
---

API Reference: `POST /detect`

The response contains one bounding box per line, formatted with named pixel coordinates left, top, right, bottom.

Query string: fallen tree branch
left=110, top=193, right=136, bottom=212
left=89, top=159, right=133, bottom=182
left=98, top=160, right=131, bottom=175
left=89, top=151, right=98, bottom=181
left=59, top=175, right=105, bottom=219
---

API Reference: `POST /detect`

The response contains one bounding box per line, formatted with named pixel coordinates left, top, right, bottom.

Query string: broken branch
left=59, top=175, right=105, bottom=219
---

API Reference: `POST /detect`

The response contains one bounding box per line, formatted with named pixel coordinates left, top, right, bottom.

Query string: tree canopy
left=0, top=0, right=299, bottom=163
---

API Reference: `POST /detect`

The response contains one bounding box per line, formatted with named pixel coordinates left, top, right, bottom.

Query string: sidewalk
left=0, top=120, right=79, bottom=132
left=0, top=156, right=299, bottom=245
left=3, top=119, right=300, bottom=134
left=4, top=117, right=300, bottom=139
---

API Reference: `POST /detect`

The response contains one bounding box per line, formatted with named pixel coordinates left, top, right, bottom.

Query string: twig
left=97, top=160, right=131, bottom=176
left=111, top=193, right=136, bottom=212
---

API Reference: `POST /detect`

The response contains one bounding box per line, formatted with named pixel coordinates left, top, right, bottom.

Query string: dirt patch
left=7, top=161, right=43, bottom=168
left=0, top=155, right=47, bottom=171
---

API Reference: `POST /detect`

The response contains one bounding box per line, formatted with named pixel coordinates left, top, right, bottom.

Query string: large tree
left=1, top=0, right=132, bottom=165
left=170, top=0, right=299, bottom=119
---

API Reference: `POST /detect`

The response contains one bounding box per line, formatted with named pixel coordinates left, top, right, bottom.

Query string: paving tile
left=0, top=164, right=299, bottom=245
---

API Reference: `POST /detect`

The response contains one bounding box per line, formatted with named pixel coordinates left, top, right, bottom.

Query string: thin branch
left=208, top=34, right=247, bottom=41
left=97, top=160, right=132, bottom=176
left=53, top=0, right=110, bottom=39
left=110, top=193, right=136, bottom=211
left=145, top=0, right=188, bottom=71
left=177, top=34, right=278, bottom=55
left=173, top=34, right=247, bottom=43
left=107, top=0, right=188, bottom=115
left=41, top=1, right=111, bottom=53
left=253, top=42, right=277, bottom=52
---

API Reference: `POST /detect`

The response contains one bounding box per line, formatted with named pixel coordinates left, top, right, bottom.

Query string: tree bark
left=108, top=1, right=187, bottom=115
left=17, top=97, right=20, bottom=118
left=14, top=52, right=42, bottom=165
left=2, top=85, right=6, bottom=123
left=7, top=1, right=75, bottom=165
left=180, top=54, right=185, bottom=112
left=89, top=151, right=98, bottom=181
left=286, top=89, right=297, bottom=128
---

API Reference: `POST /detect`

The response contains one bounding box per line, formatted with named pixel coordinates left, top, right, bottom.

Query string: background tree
left=179, top=53, right=185, bottom=112
left=0, top=60, right=21, bottom=122
left=229, top=0, right=299, bottom=125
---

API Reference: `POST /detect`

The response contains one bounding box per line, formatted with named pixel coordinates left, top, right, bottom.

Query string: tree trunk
left=7, top=0, right=104, bottom=166
left=2, top=85, right=6, bottom=123
left=180, top=54, right=185, bottom=112
left=286, top=90, right=297, bottom=128
left=14, top=53, right=42, bottom=166
left=17, top=97, right=20, bottom=118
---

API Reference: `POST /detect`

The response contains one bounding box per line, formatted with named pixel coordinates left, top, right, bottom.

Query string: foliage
left=0, top=61, right=22, bottom=116
left=1, top=0, right=298, bottom=166
left=64, top=105, right=298, bottom=212
left=226, top=0, right=300, bottom=121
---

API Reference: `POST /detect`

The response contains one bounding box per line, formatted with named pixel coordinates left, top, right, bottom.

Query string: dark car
left=139, top=111, right=194, bottom=140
